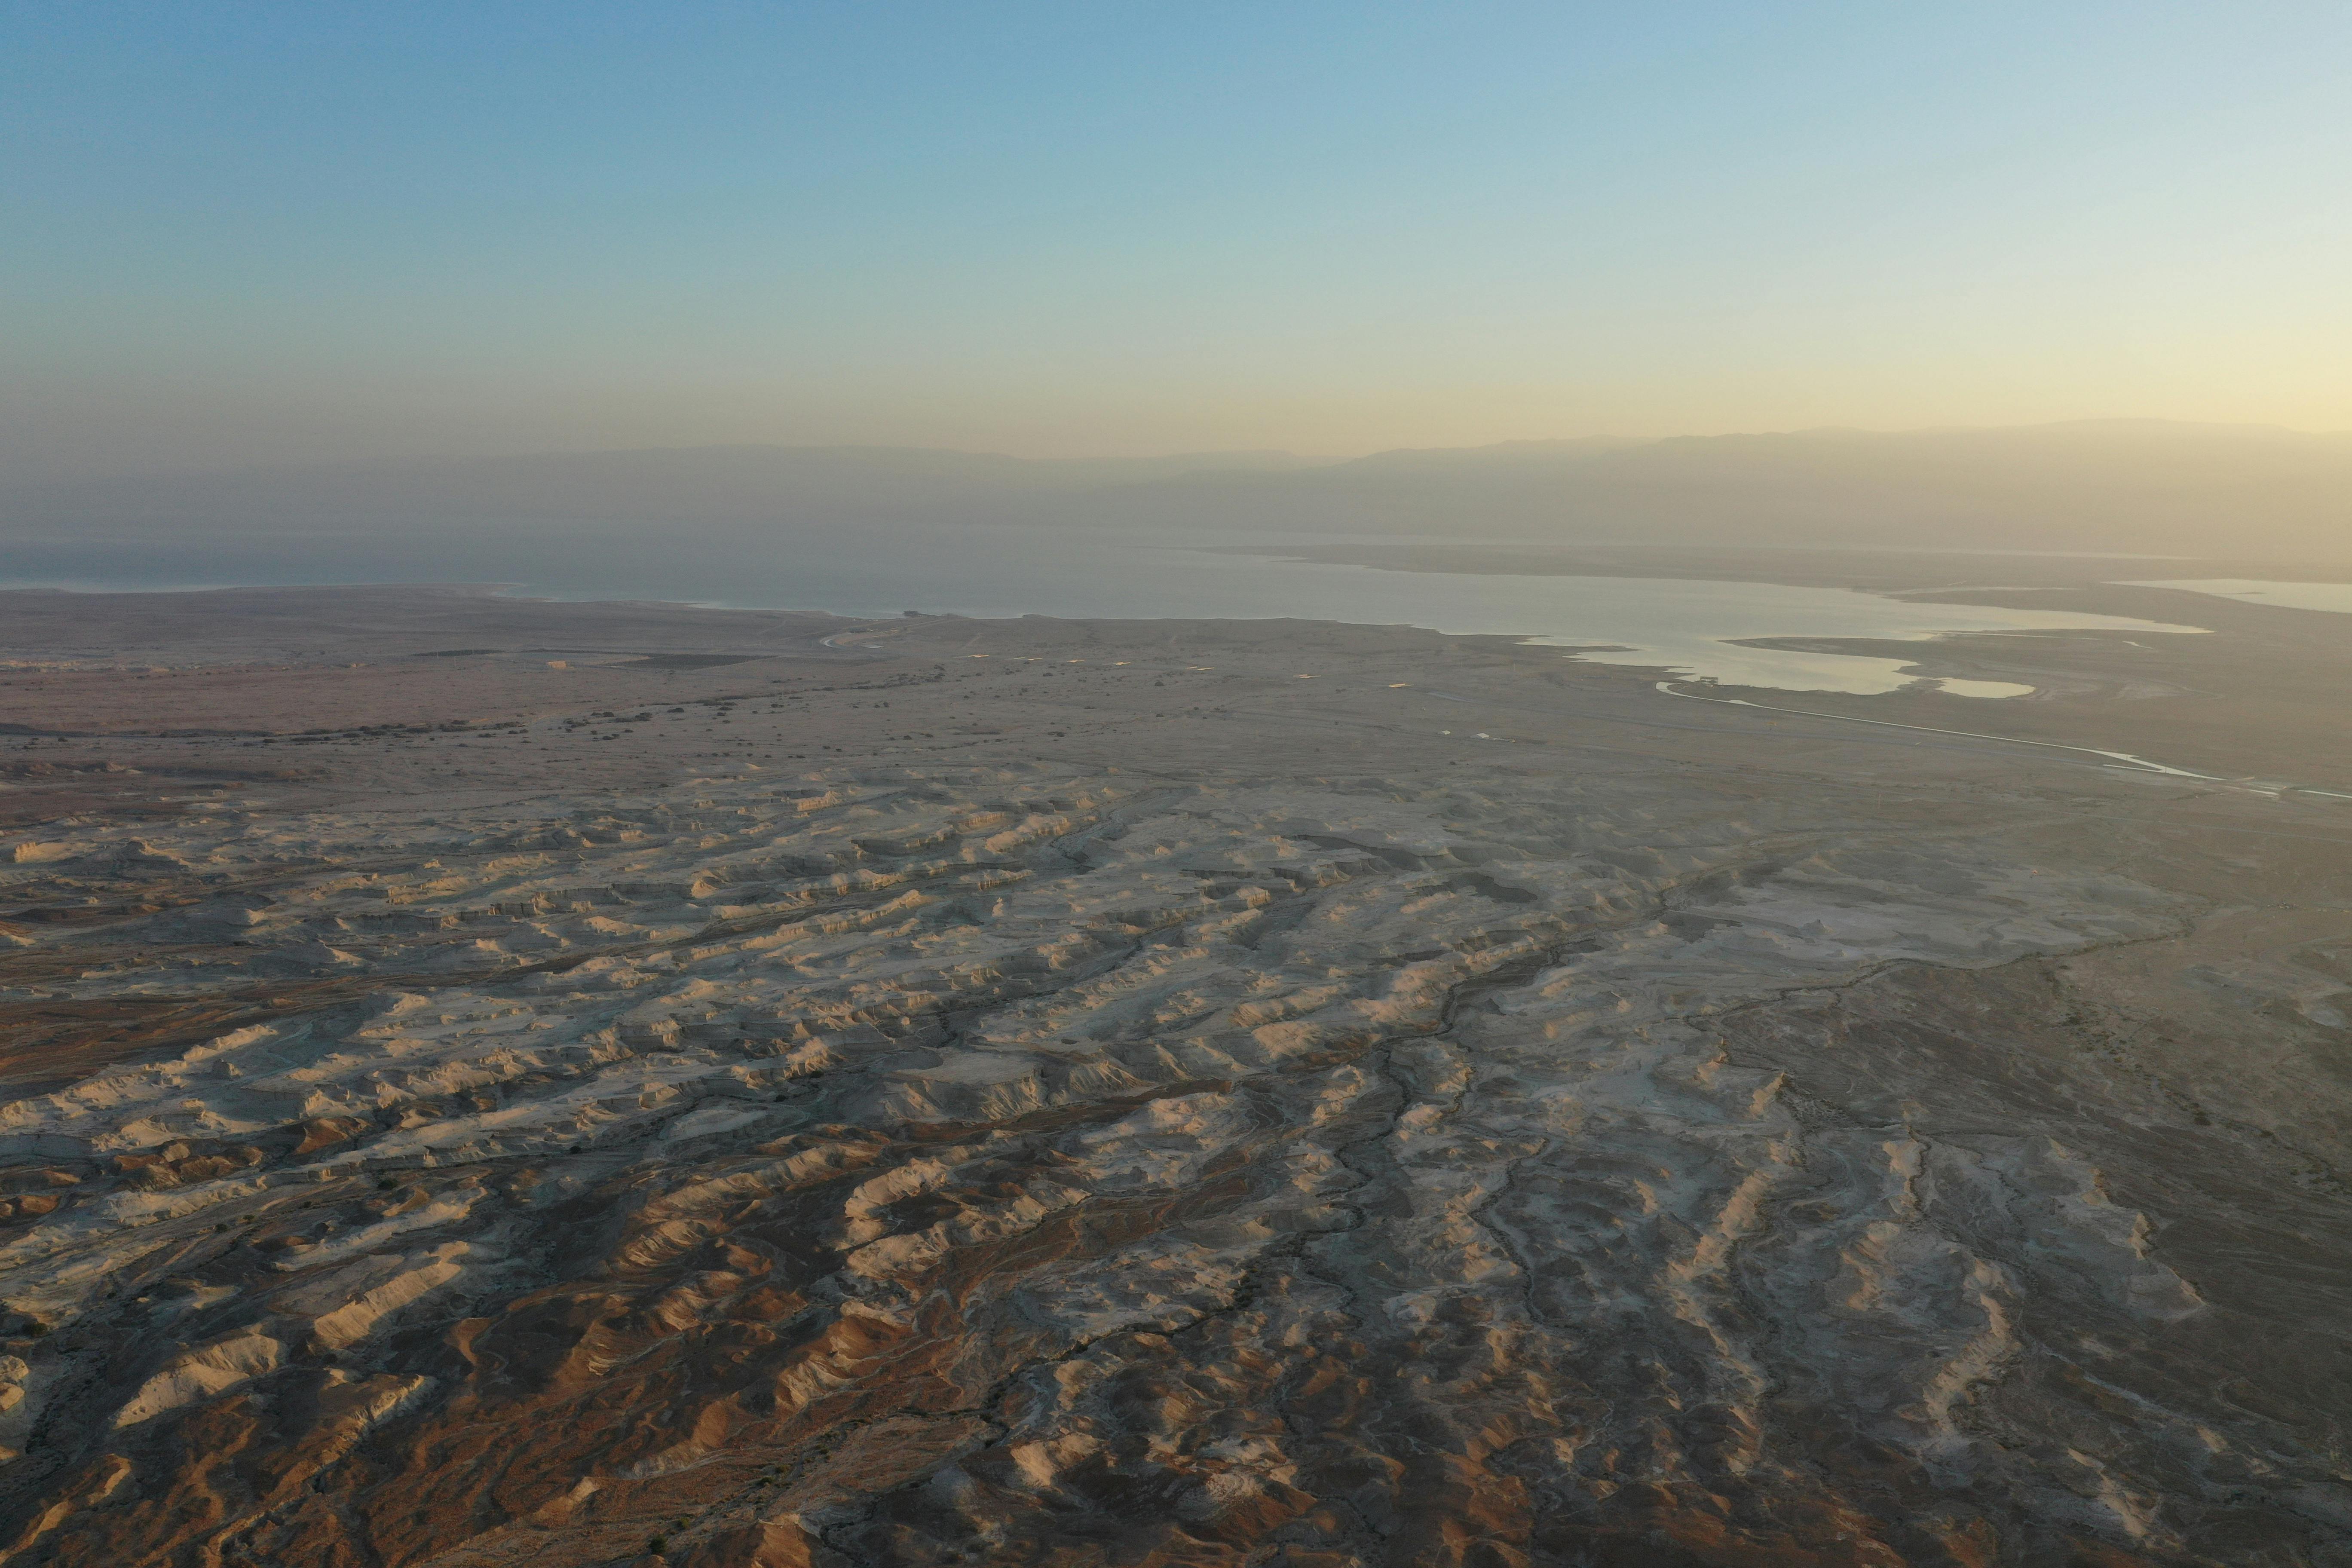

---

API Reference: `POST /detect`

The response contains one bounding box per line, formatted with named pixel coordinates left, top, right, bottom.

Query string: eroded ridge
left=0, top=763, right=2342, bottom=1566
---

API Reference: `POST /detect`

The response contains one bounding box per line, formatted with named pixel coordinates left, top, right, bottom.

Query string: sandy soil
left=0, top=585, right=2347, bottom=1567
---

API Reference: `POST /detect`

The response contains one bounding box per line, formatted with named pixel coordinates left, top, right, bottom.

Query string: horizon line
left=17, top=414, right=2352, bottom=487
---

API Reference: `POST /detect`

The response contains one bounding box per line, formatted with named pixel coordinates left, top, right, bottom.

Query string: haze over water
left=6, top=522, right=2206, bottom=697
left=2, top=5, right=2338, bottom=692
left=554, top=544, right=2212, bottom=698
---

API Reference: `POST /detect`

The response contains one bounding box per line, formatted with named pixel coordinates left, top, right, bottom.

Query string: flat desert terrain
left=0, top=585, right=2347, bottom=1567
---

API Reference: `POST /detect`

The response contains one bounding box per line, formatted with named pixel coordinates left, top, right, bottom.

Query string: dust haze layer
left=0, top=587, right=2347, bottom=1566
left=7, top=424, right=2352, bottom=599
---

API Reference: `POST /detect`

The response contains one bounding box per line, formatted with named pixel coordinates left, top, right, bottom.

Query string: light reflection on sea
left=528, top=536, right=2208, bottom=699
left=0, top=525, right=2210, bottom=698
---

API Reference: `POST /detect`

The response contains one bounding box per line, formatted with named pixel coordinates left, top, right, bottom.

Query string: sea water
left=1, top=522, right=2207, bottom=698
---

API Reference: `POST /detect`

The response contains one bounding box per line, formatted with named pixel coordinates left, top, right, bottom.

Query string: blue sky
left=6, top=2, right=2350, bottom=474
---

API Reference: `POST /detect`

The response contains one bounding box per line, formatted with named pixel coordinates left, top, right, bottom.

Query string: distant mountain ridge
left=1087, top=421, right=2352, bottom=559
left=6, top=420, right=2349, bottom=564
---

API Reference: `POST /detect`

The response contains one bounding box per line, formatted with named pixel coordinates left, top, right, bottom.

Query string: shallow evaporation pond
left=2116, top=579, right=2352, bottom=616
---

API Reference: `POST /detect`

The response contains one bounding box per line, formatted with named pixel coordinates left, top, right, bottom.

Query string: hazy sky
left=7, top=2, right=2351, bottom=477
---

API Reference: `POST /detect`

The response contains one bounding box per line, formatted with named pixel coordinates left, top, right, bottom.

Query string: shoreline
left=0, top=557, right=2214, bottom=704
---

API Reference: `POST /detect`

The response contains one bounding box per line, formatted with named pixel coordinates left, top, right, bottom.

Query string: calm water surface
left=530, top=533, right=2208, bottom=698
left=5, top=525, right=2210, bottom=698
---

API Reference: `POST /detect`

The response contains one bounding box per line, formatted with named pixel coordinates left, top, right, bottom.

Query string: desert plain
left=0, top=576, right=2347, bottom=1567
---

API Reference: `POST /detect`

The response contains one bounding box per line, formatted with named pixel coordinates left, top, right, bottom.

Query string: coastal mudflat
left=0, top=586, right=2347, bottom=1566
